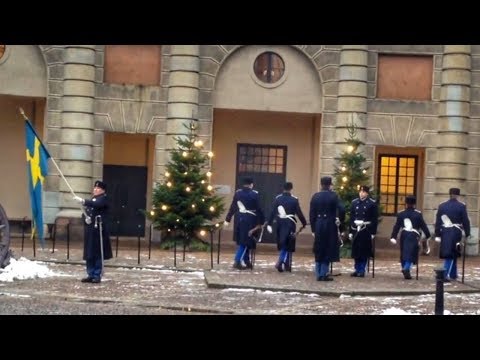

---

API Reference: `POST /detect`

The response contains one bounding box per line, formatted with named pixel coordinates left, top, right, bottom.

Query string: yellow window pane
left=380, top=184, right=388, bottom=192
left=262, top=148, right=269, bottom=156
left=276, top=165, right=283, bottom=173
left=246, top=164, right=254, bottom=172
left=381, top=166, right=389, bottom=176
left=399, top=167, right=406, bottom=176
left=406, top=186, right=414, bottom=194
left=398, top=177, right=406, bottom=186
left=277, top=149, right=284, bottom=157
left=381, top=176, right=388, bottom=184
left=277, top=157, right=283, bottom=166
left=269, top=165, right=276, bottom=173
left=407, top=158, right=416, bottom=167
left=407, top=177, right=414, bottom=186
left=389, top=167, right=397, bottom=176
left=389, top=158, right=397, bottom=166
left=381, top=157, right=389, bottom=166
left=399, top=158, right=407, bottom=167
left=269, top=148, right=276, bottom=157
left=388, top=186, right=395, bottom=193
left=407, top=168, right=415, bottom=177
left=387, top=205, right=395, bottom=213
left=388, top=176, right=396, bottom=185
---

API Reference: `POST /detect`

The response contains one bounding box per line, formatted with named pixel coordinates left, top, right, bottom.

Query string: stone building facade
left=0, top=45, right=478, bottom=254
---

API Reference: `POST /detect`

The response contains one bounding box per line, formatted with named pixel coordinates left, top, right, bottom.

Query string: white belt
left=279, top=213, right=296, bottom=224
left=442, top=223, right=462, bottom=231
left=239, top=208, right=256, bottom=216
left=403, top=228, right=421, bottom=236
left=352, top=220, right=371, bottom=232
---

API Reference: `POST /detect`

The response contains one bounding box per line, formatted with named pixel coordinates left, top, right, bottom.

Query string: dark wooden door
left=235, top=144, right=287, bottom=244
left=103, top=165, right=148, bottom=237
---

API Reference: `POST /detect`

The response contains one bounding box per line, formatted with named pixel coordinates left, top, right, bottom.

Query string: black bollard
left=148, top=223, right=153, bottom=260
left=66, top=222, right=70, bottom=260
left=115, top=220, right=120, bottom=258
left=434, top=268, right=446, bottom=315
left=137, top=224, right=142, bottom=265
left=217, top=229, right=221, bottom=265
left=210, top=230, right=214, bottom=270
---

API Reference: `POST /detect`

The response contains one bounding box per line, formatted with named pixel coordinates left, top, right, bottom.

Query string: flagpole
left=18, top=108, right=90, bottom=222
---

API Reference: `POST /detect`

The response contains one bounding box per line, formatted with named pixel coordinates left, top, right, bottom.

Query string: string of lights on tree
left=148, top=121, right=225, bottom=245
left=333, top=119, right=370, bottom=224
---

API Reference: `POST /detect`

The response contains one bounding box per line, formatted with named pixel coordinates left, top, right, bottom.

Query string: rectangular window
left=377, top=54, right=433, bottom=101
left=377, top=155, right=418, bottom=215
left=237, top=144, right=286, bottom=174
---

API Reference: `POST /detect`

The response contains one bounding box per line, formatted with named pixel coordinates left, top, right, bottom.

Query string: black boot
left=402, top=269, right=412, bottom=280
left=244, top=260, right=253, bottom=270
left=275, top=260, right=284, bottom=272
left=232, top=261, right=247, bottom=270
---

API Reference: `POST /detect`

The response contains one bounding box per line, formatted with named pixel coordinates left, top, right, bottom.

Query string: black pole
left=183, top=242, right=186, bottom=262
left=32, top=233, right=36, bottom=258
left=462, top=241, right=466, bottom=284
left=416, top=255, right=419, bottom=281
left=434, top=268, right=446, bottom=315
left=148, top=223, right=152, bottom=260
left=289, top=251, right=293, bottom=272
left=174, top=236, right=177, bottom=267
left=330, top=262, right=333, bottom=275
left=115, top=220, right=120, bottom=258
left=372, top=237, right=375, bottom=278
left=210, top=230, right=214, bottom=269
left=51, top=222, right=56, bottom=254
left=21, top=217, right=26, bottom=252
left=66, top=223, right=70, bottom=260
left=137, top=224, right=141, bottom=265
left=217, top=229, right=221, bottom=264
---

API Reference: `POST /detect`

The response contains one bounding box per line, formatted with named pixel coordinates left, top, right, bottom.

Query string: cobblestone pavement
left=1, top=238, right=480, bottom=315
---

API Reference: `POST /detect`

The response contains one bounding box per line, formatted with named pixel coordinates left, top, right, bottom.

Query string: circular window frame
left=249, top=49, right=288, bottom=89
left=0, top=45, right=10, bottom=65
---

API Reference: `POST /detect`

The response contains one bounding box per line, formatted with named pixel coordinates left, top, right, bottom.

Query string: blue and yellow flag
left=25, top=120, right=51, bottom=246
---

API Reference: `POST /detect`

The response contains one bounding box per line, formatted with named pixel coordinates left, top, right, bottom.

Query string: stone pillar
left=436, top=45, right=476, bottom=255
left=334, top=45, right=368, bottom=169
left=156, top=45, right=200, bottom=180
left=58, top=45, right=96, bottom=218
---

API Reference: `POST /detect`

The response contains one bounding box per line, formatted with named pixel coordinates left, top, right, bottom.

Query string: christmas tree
left=333, top=119, right=370, bottom=230
left=149, top=122, right=225, bottom=248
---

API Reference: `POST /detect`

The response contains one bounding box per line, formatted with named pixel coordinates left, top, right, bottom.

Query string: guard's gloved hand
left=73, top=196, right=84, bottom=204
left=223, top=221, right=229, bottom=228
left=335, top=217, right=341, bottom=226
left=435, top=237, right=441, bottom=243
left=390, top=238, right=397, bottom=245
left=85, top=216, right=92, bottom=225
left=348, top=233, right=353, bottom=241
left=267, top=225, right=272, bottom=234
left=371, top=235, right=375, bottom=240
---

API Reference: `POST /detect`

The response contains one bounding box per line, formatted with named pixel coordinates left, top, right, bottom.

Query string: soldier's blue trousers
left=86, top=257, right=102, bottom=280
left=401, top=260, right=412, bottom=271
left=279, top=249, right=289, bottom=265
left=234, top=244, right=250, bottom=263
left=354, top=258, right=367, bottom=274
left=444, top=258, right=457, bottom=279
left=315, top=261, right=330, bottom=277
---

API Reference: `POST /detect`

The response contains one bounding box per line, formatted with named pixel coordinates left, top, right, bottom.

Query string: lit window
left=253, top=52, right=285, bottom=84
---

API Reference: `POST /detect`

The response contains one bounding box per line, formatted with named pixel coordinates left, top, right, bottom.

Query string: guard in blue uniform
left=73, top=180, right=113, bottom=283
left=309, top=176, right=345, bottom=281
left=349, top=185, right=378, bottom=278
left=224, top=177, right=265, bottom=270
left=390, top=196, right=431, bottom=280
left=434, top=188, right=470, bottom=281
left=266, top=182, right=307, bottom=272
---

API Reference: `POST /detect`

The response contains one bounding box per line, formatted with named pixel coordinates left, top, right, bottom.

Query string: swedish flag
left=25, top=120, right=51, bottom=246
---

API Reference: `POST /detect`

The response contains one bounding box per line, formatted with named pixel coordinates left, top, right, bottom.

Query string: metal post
left=210, top=230, right=214, bottom=269
left=148, top=223, right=153, bottom=260
left=137, top=224, right=141, bottom=265
left=183, top=242, right=186, bottom=262
left=174, top=236, right=177, bottom=267
left=217, top=229, right=221, bottom=264
left=66, top=222, right=70, bottom=260
left=32, top=233, right=36, bottom=258
left=115, top=220, right=120, bottom=258
left=372, top=237, right=375, bottom=278
left=462, top=240, right=466, bottom=284
left=434, top=268, right=446, bottom=315
left=21, top=217, right=26, bottom=252
left=51, top=222, right=56, bottom=254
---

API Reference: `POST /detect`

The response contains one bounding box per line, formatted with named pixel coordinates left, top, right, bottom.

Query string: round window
left=0, top=45, right=5, bottom=60
left=253, top=52, right=285, bottom=84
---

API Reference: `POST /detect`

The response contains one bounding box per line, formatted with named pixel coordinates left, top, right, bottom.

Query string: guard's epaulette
left=236, top=189, right=242, bottom=193
left=415, top=209, right=422, bottom=213
left=253, top=190, right=258, bottom=194
left=275, top=194, right=282, bottom=199
left=398, top=209, right=405, bottom=213
left=367, top=198, right=376, bottom=203
left=438, top=199, right=448, bottom=206
left=460, top=201, right=466, bottom=206
left=352, top=197, right=360, bottom=203
left=292, top=194, right=298, bottom=199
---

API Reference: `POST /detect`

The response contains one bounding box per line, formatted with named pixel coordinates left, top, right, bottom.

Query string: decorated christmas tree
left=149, top=122, right=225, bottom=248
left=333, top=119, right=371, bottom=230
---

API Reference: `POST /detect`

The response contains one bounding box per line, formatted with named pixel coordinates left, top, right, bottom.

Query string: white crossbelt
left=403, top=228, right=421, bottom=236
left=278, top=205, right=296, bottom=224
left=237, top=201, right=256, bottom=216
left=352, top=220, right=371, bottom=232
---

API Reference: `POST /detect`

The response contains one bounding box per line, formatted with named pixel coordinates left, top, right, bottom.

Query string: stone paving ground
left=1, top=237, right=480, bottom=315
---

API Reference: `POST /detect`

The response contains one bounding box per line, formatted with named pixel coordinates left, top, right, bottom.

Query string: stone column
left=334, top=45, right=368, bottom=168
left=156, top=45, right=200, bottom=180
left=436, top=45, right=476, bottom=254
left=58, top=45, right=96, bottom=218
